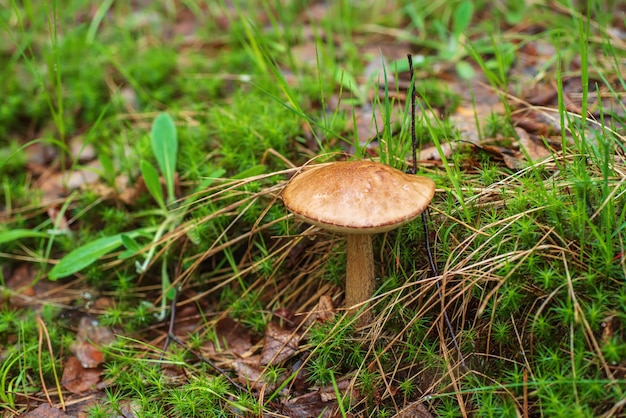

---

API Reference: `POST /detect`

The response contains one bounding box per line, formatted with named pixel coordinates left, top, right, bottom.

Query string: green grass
left=1, top=0, right=626, bottom=416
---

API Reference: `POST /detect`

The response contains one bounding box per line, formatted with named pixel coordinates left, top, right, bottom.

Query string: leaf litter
left=3, top=1, right=626, bottom=417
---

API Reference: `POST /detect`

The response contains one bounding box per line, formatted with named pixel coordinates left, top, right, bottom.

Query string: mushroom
left=282, top=160, right=435, bottom=324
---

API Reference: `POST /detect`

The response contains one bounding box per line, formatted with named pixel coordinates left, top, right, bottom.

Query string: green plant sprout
left=47, top=113, right=200, bottom=319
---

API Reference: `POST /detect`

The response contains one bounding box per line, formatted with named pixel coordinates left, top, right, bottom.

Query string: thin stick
left=422, top=210, right=465, bottom=368
left=408, top=54, right=465, bottom=367
left=162, top=288, right=247, bottom=392
left=161, top=286, right=179, bottom=354
left=407, top=54, right=418, bottom=174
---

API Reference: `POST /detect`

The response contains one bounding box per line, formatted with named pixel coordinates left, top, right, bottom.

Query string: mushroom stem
left=345, top=234, right=375, bottom=324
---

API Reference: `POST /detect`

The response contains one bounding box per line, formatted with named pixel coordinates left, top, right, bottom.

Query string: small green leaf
left=121, top=233, right=141, bottom=253
left=150, top=113, right=178, bottom=204
left=119, top=233, right=144, bottom=259
left=140, top=160, right=165, bottom=209
left=118, top=249, right=137, bottom=259
left=98, top=154, right=115, bottom=184
left=162, top=268, right=175, bottom=301
left=165, top=286, right=177, bottom=301
left=199, top=168, right=226, bottom=189
left=49, top=234, right=125, bottom=280
left=452, top=1, right=474, bottom=36
left=334, top=68, right=365, bottom=103
left=48, top=229, right=150, bottom=280
left=455, top=60, right=476, bottom=80
left=233, top=165, right=266, bottom=179
left=0, top=229, right=48, bottom=245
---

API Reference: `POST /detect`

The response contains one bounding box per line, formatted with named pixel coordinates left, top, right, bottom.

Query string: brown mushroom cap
left=283, top=161, right=435, bottom=233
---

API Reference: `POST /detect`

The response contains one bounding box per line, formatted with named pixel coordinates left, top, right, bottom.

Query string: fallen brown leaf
left=318, top=379, right=354, bottom=402
left=70, top=316, right=116, bottom=368
left=281, top=390, right=338, bottom=418
left=19, top=404, right=71, bottom=418
left=281, top=380, right=358, bottom=418
left=47, top=207, right=70, bottom=231
left=201, top=317, right=254, bottom=358
left=61, top=356, right=102, bottom=395
left=69, top=138, right=96, bottom=163
left=515, top=127, right=553, bottom=162
left=313, top=294, right=335, bottom=323
left=302, top=294, right=336, bottom=327
left=37, top=160, right=101, bottom=204
left=393, top=401, right=435, bottom=418
left=25, top=142, right=57, bottom=167
left=260, top=323, right=301, bottom=366
left=232, top=355, right=278, bottom=392
left=5, top=264, right=58, bottom=309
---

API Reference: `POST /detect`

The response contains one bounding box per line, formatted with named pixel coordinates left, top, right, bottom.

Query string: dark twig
left=407, top=54, right=418, bottom=175
left=162, top=288, right=247, bottom=391
left=422, top=211, right=466, bottom=368
left=407, top=54, right=465, bottom=368
left=161, top=286, right=179, bottom=355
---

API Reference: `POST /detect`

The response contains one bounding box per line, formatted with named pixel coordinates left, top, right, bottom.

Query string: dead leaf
left=6, top=264, right=37, bottom=297
left=281, top=390, right=338, bottom=418
left=510, top=39, right=558, bottom=83
left=289, top=43, right=320, bottom=68
left=37, top=160, right=102, bottom=204
left=71, top=341, right=105, bottom=369
left=232, top=355, right=278, bottom=392
left=319, top=379, right=354, bottom=402
left=418, top=142, right=456, bottom=161
left=25, top=142, right=57, bottom=167
left=91, top=297, right=115, bottom=311
left=281, top=381, right=358, bottom=418
left=515, top=127, right=553, bottom=162
left=474, top=126, right=553, bottom=169
left=76, top=316, right=116, bottom=346
left=273, top=307, right=297, bottom=325
left=70, top=316, right=115, bottom=368
left=513, top=108, right=561, bottom=136
left=202, top=317, right=254, bottom=358
left=169, top=300, right=204, bottom=337
left=393, top=401, right=434, bottom=418
left=112, top=174, right=137, bottom=205
left=61, top=356, right=102, bottom=395
left=5, top=264, right=57, bottom=309
left=501, top=154, right=527, bottom=170
left=523, top=82, right=558, bottom=107
left=260, top=323, right=301, bottom=366
left=450, top=104, right=505, bottom=145
left=47, top=207, right=70, bottom=231
left=303, top=294, right=336, bottom=327
left=69, top=138, right=96, bottom=162
left=20, top=404, right=71, bottom=418
left=313, top=294, right=335, bottom=322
